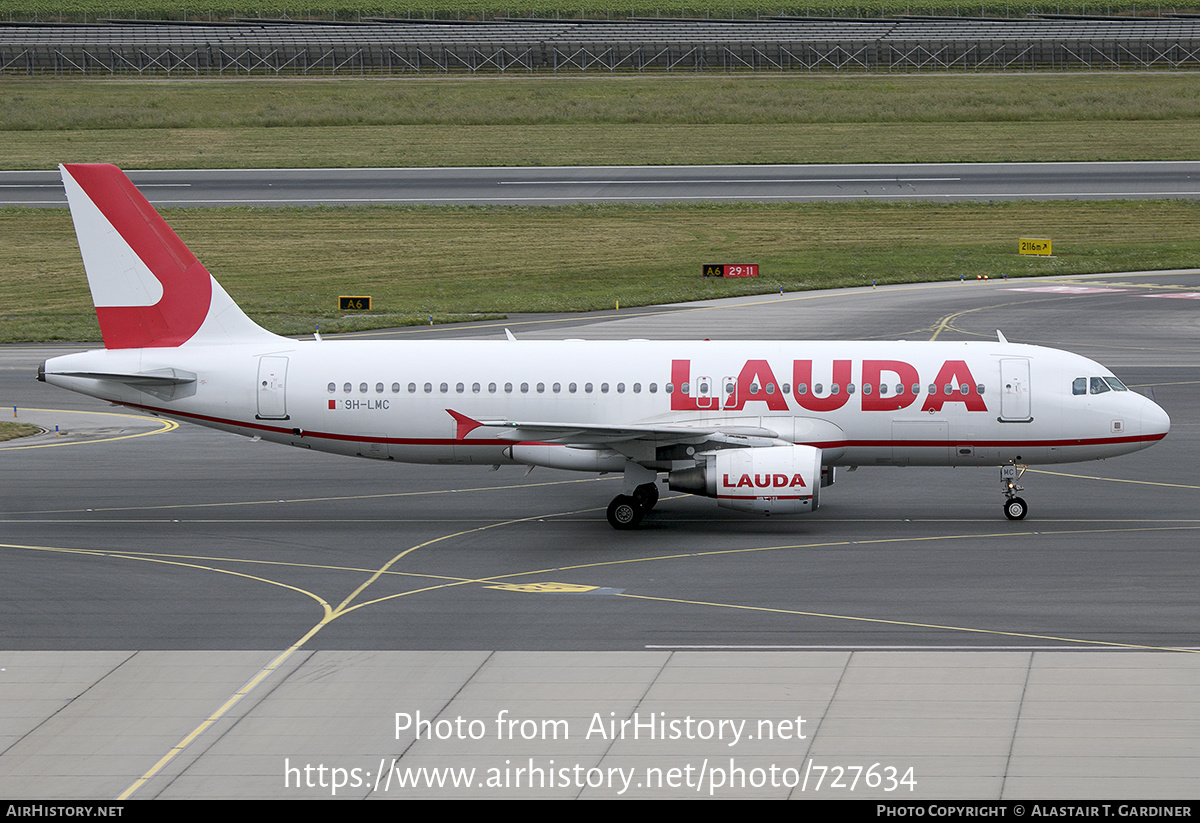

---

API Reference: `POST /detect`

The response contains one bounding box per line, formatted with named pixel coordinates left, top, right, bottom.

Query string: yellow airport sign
left=1019, top=238, right=1052, bottom=256
left=339, top=295, right=372, bottom=310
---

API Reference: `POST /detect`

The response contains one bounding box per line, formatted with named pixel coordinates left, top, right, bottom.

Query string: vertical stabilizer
left=60, top=163, right=278, bottom=349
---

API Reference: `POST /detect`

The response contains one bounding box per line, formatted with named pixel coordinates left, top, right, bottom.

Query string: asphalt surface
left=4, top=271, right=1199, bottom=799
left=6, top=161, right=1200, bottom=206
left=5, top=270, right=1198, bottom=653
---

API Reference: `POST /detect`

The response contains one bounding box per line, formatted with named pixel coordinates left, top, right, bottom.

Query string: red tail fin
left=60, top=164, right=274, bottom=349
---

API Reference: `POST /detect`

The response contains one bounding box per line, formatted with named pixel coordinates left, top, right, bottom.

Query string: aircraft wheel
left=632, top=483, right=659, bottom=512
left=607, top=495, right=643, bottom=530
left=1004, top=497, right=1028, bottom=521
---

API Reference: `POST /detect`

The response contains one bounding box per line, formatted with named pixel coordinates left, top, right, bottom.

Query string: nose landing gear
left=1001, top=463, right=1028, bottom=520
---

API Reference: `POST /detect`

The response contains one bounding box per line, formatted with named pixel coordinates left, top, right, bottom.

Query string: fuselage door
left=999, top=358, right=1032, bottom=422
left=256, top=355, right=289, bottom=420
left=694, top=375, right=715, bottom=409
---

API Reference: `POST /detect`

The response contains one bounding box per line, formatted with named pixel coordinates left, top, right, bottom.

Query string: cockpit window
left=1105, top=376, right=1129, bottom=391
left=1089, top=377, right=1110, bottom=395
left=1073, top=377, right=1087, bottom=396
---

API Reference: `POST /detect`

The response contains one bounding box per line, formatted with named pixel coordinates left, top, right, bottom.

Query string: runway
left=6, top=161, right=1200, bottom=206
left=3, top=270, right=1199, bottom=798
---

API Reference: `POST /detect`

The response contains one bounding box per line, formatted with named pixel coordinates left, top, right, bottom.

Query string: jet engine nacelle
left=668, top=444, right=822, bottom=515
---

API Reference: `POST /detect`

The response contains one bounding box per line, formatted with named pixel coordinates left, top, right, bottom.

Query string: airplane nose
left=1139, top=396, right=1170, bottom=440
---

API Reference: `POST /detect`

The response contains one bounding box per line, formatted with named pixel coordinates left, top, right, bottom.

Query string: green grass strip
left=5, top=199, right=1199, bottom=343
left=0, top=422, right=42, bottom=441
left=4, top=75, right=1199, bottom=170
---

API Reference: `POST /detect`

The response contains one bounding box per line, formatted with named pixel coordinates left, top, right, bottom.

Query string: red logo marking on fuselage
left=670, top=359, right=987, bottom=413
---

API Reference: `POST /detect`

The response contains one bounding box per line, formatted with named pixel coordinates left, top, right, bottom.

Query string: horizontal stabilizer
left=50, top=367, right=197, bottom=386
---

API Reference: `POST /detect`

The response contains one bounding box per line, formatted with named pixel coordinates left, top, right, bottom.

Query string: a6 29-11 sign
left=703, top=264, right=759, bottom=278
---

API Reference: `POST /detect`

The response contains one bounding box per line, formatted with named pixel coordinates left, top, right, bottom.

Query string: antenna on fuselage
left=996, top=330, right=1009, bottom=344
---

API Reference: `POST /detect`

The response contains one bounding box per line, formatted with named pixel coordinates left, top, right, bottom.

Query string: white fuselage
left=42, top=337, right=1170, bottom=470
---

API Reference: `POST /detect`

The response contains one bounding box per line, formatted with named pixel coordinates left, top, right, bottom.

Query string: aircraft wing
left=449, top=410, right=785, bottom=448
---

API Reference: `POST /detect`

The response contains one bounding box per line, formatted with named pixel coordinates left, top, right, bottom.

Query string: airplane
left=39, top=164, right=1170, bottom=529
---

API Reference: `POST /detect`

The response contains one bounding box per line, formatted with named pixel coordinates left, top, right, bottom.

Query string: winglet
left=59, top=163, right=277, bottom=349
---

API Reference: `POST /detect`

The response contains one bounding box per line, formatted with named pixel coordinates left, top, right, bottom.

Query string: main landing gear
left=606, top=482, right=659, bottom=530
left=1001, top=463, right=1028, bottom=520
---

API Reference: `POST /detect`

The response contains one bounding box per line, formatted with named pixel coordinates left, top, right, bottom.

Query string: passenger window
left=553, top=382, right=561, bottom=393
left=391, top=383, right=400, bottom=393
left=617, top=383, right=625, bottom=393
left=408, top=383, right=417, bottom=393
left=359, top=383, right=368, bottom=393
left=327, top=382, right=336, bottom=393
left=569, top=383, right=577, bottom=393
left=504, top=382, right=513, bottom=393
left=911, top=384, right=920, bottom=395
left=488, top=383, right=497, bottom=393
left=814, top=383, right=823, bottom=394
left=649, top=383, right=658, bottom=393
left=376, top=382, right=384, bottom=393
left=831, top=383, right=840, bottom=395
left=472, top=383, right=481, bottom=394
left=440, top=383, right=449, bottom=393
left=601, top=383, right=610, bottom=393
left=796, top=383, right=808, bottom=395
left=520, top=383, right=529, bottom=393
left=343, top=383, right=352, bottom=393
left=537, top=382, right=545, bottom=393
left=424, top=383, right=432, bottom=393
left=585, top=383, right=594, bottom=393
left=455, top=383, right=464, bottom=394
left=766, top=382, right=776, bottom=394
left=633, top=383, right=642, bottom=393
left=666, top=383, right=674, bottom=394
left=846, top=383, right=855, bottom=395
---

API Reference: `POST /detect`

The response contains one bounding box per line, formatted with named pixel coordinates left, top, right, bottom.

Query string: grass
left=4, top=75, right=1200, bottom=169
left=8, top=75, right=1200, bottom=130
left=6, top=199, right=1199, bottom=343
left=4, top=75, right=1198, bottom=342
left=0, top=421, right=42, bottom=441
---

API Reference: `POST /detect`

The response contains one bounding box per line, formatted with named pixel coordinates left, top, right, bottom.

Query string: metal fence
left=4, top=17, right=1200, bottom=73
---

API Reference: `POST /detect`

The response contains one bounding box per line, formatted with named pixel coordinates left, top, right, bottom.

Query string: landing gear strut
left=1000, top=463, right=1028, bottom=520
left=632, top=482, right=659, bottom=512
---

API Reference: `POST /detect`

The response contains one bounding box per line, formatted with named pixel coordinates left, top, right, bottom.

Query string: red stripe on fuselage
left=116, top=401, right=1168, bottom=451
